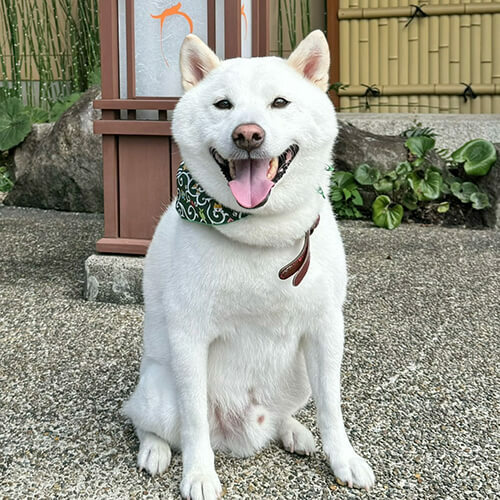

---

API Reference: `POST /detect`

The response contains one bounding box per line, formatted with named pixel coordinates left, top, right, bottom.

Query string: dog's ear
left=287, top=30, right=330, bottom=92
left=180, top=34, right=220, bottom=91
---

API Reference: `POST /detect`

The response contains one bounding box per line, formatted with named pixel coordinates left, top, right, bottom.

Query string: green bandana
left=175, top=162, right=249, bottom=225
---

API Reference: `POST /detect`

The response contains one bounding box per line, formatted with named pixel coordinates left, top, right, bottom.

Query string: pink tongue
left=229, top=158, right=275, bottom=208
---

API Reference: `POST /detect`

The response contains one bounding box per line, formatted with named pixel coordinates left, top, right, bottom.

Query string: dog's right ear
left=180, top=34, right=220, bottom=91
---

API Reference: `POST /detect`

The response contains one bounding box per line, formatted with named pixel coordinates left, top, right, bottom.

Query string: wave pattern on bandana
left=175, top=163, right=249, bottom=225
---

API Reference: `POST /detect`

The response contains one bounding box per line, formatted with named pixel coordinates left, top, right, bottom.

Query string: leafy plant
left=48, top=92, right=82, bottom=122
left=0, top=165, right=14, bottom=192
left=277, top=0, right=311, bottom=56
left=330, top=171, right=364, bottom=219
left=451, top=139, right=497, bottom=176
left=372, top=195, right=403, bottom=230
left=0, top=97, right=32, bottom=151
left=400, top=121, right=437, bottom=139
left=0, top=0, right=99, bottom=109
left=330, top=135, right=497, bottom=229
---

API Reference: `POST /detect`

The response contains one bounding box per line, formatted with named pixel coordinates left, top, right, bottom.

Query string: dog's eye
left=271, top=97, right=290, bottom=109
left=214, top=99, right=233, bottom=110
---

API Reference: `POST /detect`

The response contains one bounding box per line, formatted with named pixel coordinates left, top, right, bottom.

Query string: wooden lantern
left=94, top=0, right=269, bottom=255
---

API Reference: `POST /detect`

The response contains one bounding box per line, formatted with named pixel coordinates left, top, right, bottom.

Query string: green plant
left=277, top=0, right=311, bottom=56
left=0, top=165, right=14, bottom=191
left=330, top=171, right=364, bottom=219
left=0, top=0, right=99, bottom=109
left=48, top=92, right=82, bottom=122
left=331, top=136, right=497, bottom=229
left=0, top=97, right=32, bottom=151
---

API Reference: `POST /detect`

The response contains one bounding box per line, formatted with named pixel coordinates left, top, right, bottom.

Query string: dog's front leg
left=303, top=308, right=375, bottom=490
left=169, top=335, right=221, bottom=500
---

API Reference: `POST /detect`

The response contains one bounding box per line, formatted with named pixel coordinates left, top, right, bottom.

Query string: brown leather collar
left=278, top=216, right=320, bottom=287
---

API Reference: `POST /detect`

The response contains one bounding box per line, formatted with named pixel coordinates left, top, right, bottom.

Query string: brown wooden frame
left=327, top=0, right=340, bottom=109
left=95, top=0, right=270, bottom=255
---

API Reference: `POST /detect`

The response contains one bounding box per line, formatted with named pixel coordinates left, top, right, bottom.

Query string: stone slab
left=84, top=253, right=144, bottom=304
left=338, top=113, right=500, bottom=152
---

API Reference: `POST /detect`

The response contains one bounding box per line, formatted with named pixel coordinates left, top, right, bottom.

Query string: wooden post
left=327, top=0, right=340, bottom=109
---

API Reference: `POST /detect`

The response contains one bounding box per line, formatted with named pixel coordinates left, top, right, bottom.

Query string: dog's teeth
left=229, top=160, right=236, bottom=179
left=267, top=157, right=278, bottom=180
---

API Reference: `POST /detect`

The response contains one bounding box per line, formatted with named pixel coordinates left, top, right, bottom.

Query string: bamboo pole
left=417, top=8, right=429, bottom=114
left=439, top=0, right=450, bottom=113
left=449, top=0, right=461, bottom=113
left=471, top=0, right=482, bottom=113
left=388, top=0, right=399, bottom=112
left=336, top=83, right=500, bottom=96
left=349, top=0, right=360, bottom=112
left=493, top=13, right=500, bottom=112
left=460, top=10, right=471, bottom=113
left=359, top=0, right=369, bottom=112
left=429, top=0, right=440, bottom=113
left=368, top=0, right=379, bottom=111
left=338, top=3, right=500, bottom=19
left=481, top=0, right=492, bottom=113
left=398, top=0, right=409, bottom=113
left=379, top=0, right=389, bottom=112
left=408, top=0, right=419, bottom=113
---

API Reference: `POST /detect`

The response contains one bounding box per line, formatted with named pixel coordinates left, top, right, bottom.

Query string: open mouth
left=210, top=144, right=299, bottom=209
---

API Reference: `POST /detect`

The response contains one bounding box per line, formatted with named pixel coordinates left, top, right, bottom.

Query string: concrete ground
left=0, top=205, right=498, bottom=499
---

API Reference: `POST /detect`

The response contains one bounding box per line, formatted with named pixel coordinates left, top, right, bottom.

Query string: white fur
left=122, top=31, right=375, bottom=499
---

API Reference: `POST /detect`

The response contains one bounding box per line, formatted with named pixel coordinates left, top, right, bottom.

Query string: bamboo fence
left=336, top=0, right=500, bottom=113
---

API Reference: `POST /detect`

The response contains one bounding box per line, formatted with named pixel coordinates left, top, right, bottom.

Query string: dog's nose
left=232, top=123, right=265, bottom=152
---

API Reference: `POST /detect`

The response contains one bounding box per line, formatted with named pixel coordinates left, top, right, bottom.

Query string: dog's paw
left=330, top=451, right=375, bottom=490
left=279, top=417, right=317, bottom=456
left=137, top=432, right=172, bottom=476
left=181, top=469, right=222, bottom=500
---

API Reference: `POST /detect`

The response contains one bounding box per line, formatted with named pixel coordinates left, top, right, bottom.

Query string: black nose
left=232, top=123, right=265, bottom=152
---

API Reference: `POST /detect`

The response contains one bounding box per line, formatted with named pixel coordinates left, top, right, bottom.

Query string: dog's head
left=172, top=30, right=338, bottom=215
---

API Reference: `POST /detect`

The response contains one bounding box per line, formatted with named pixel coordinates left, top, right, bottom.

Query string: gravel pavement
left=0, top=206, right=498, bottom=499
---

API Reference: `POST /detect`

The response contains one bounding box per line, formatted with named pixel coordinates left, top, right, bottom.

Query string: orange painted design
left=241, top=3, right=248, bottom=41
left=151, top=2, right=194, bottom=67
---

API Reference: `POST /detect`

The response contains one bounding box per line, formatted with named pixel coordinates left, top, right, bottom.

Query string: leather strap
left=278, top=216, right=320, bottom=286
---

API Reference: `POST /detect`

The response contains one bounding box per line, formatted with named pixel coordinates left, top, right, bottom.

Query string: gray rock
left=476, top=143, right=500, bottom=228
left=4, top=86, right=103, bottom=212
left=335, top=121, right=408, bottom=173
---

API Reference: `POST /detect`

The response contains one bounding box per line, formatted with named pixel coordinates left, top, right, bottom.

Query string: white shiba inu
left=123, top=30, right=375, bottom=499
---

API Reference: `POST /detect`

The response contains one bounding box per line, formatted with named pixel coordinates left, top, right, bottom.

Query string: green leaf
left=0, top=98, right=32, bottom=151
left=26, top=106, right=49, bottom=124
left=469, top=192, right=490, bottom=210
left=332, top=171, right=357, bottom=190
left=450, top=181, right=479, bottom=203
left=342, top=188, right=352, bottom=200
left=354, top=163, right=380, bottom=185
left=351, top=189, right=364, bottom=206
left=440, top=182, right=451, bottom=194
left=402, top=191, right=418, bottom=210
left=451, top=139, right=497, bottom=176
left=405, top=136, right=435, bottom=159
left=0, top=166, right=14, bottom=191
left=49, top=93, right=82, bottom=122
left=372, top=195, right=404, bottom=229
left=396, top=161, right=412, bottom=176
left=408, top=169, right=443, bottom=200
left=437, top=201, right=450, bottom=213
left=373, top=176, right=394, bottom=193
left=330, top=187, right=343, bottom=202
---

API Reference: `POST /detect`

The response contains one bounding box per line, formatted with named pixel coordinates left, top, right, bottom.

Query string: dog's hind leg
left=278, top=416, right=317, bottom=455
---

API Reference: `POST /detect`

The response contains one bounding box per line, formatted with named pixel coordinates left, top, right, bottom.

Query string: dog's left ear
left=287, top=30, right=330, bottom=92
left=180, top=34, right=220, bottom=91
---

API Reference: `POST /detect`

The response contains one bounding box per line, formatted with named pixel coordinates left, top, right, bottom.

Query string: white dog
left=123, top=30, right=375, bottom=499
